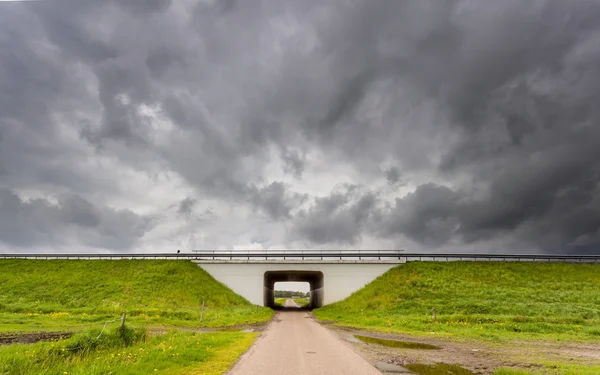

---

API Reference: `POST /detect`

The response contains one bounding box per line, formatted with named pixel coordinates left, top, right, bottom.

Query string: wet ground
left=355, top=335, right=441, bottom=350
left=0, top=331, right=73, bottom=345
left=331, top=326, right=600, bottom=374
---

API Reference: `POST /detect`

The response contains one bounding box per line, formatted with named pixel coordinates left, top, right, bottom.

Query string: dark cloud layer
left=0, top=188, right=152, bottom=250
left=1, top=0, right=599, bottom=253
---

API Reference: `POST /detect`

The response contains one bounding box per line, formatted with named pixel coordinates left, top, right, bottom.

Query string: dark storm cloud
left=281, top=149, right=305, bottom=179
left=383, top=167, right=402, bottom=185
left=286, top=0, right=600, bottom=252
left=177, top=196, right=197, bottom=216
left=0, top=188, right=153, bottom=250
left=1, top=0, right=600, bottom=252
left=291, top=186, right=378, bottom=245
left=250, top=182, right=307, bottom=220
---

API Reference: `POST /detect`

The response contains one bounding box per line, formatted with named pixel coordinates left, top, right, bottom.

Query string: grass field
left=314, top=262, right=600, bottom=342
left=0, top=326, right=257, bottom=375
left=0, top=259, right=273, bottom=374
left=0, top=259, right=273, bottom=332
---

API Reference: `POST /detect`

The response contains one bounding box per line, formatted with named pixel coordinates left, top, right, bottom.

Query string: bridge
left=2, top=251, right=599, bottom=308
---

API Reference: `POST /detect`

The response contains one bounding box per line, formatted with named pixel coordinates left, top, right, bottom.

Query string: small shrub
left=60, top=325, right=146, bottom=355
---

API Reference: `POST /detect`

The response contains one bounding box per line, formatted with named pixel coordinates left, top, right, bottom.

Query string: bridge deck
left=1, top=251, right=599, bottom=262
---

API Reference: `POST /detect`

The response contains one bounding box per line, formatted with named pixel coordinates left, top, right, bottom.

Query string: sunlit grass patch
left=0, top=327, right=257, bottom=375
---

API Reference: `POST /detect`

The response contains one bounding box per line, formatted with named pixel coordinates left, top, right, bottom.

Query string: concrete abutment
left=195, top=261, right=401, bottom=307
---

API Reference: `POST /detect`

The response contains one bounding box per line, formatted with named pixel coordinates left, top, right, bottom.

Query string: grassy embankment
left=0, top=259, right=272, bottom=331
left=315, top=262, right=600, bottom=342
left=0, top=259, right=273, bottom=374
left=314, top=262, right=600, bottom=374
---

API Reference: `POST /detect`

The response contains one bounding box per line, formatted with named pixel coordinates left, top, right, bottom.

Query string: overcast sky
left=1, top=0, right=600, bottom=254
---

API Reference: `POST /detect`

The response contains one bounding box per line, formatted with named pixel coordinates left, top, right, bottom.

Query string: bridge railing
left=0, top=251, right=599, bottom=262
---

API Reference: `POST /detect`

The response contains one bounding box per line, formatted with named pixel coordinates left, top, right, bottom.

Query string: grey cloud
left=2, top=0, right=600, bottom=253
left=378, top=184, right=460, bottom=247
left=291, top=186, right=378, bottom=245
left=0, top=188, right=153, bottom=250
left=383, top=167, right=402, bottom=185
left=118, top=0, right=172, bottom=15
left=177, top=196, right=197, bottom=216
left=250, top=182, right=307, bottom=220
left=281, top=149, right=305, bottom=178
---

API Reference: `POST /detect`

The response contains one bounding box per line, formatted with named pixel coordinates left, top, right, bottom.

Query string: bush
left=60, top=325, right=146, bottom=356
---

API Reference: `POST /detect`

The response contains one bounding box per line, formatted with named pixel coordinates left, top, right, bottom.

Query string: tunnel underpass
left=264, top=270, right=324, bottom=308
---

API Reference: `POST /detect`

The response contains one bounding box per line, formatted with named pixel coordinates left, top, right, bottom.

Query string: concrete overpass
left=196, top=259, right=401, bottom=307
left=3, top=251, right=599, bottom=308
left=190, top=250, right=600, bottom=308
left=193, top=250, right=407, bottom=307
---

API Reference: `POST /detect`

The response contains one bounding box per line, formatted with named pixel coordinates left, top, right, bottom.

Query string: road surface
left=283, top=298, right=300, bottom=307
left=228, top=299, right=381, bottom=375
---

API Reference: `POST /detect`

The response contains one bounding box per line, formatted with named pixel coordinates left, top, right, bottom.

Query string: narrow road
left=228, top=299, right=381, bottom=375
left=283, top=298, right=300, bottom=307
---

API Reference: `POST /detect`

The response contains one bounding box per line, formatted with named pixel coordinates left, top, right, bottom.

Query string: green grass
left=0, top=325, right=256, bottom=375
left=0, top=260, right=273, bottom=332
left=492, top=369, right=535, bottom=375
left=294, top=298, right=310, bottom=307
left=274, top=298, right=287, bottom=307
left=492, top=363, right=600, bottom=375
left=314, top=262, right=600, bottom=342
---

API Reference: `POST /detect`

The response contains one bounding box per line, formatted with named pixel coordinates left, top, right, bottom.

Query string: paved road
left=228, top=299, right=381, bottom=375
left=283, top=298, right=300, bottom=307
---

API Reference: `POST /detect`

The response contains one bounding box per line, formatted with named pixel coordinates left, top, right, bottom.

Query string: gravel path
left=228, top=299, right=382, bottom=375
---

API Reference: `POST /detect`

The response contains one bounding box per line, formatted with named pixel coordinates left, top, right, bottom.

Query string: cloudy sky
left=1, top=0, right=600, bottom=254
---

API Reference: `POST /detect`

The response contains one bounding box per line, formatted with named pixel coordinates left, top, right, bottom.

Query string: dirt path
left=227, top=304, right=382, bottom=375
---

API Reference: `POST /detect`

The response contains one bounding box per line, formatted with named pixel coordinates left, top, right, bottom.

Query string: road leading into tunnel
left=228, top=299, right=381, bottom=375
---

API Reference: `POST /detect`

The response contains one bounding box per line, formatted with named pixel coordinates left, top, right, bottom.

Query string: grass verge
left=314, top=262, right=600, bottom=342
left=0, top=259, right=273, bottom=332
left=0, top=326, right=256, bottom=375
left=492, top=363, right=600, bottom=375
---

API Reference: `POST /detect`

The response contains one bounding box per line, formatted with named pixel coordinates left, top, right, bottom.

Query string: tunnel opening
left=264, top=271, right=324, bottom=309
left=274, top=282, right=310, bottom=308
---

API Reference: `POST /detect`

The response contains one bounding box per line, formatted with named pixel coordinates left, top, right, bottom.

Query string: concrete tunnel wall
left=195, top=262, right=400, bottom=307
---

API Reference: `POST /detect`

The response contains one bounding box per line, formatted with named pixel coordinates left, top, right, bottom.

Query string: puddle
left=405, top=363, right=474, bottom=375
left=355, top=335, right=440, bottom=350
left=374, top=360, right=413, bottom=374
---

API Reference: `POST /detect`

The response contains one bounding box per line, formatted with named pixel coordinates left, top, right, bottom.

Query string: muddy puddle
left=0, top=332, right=72, bottom=345
left=405, top=363, right=475, bottom=375
left=355, top=335, right=440, bottom=350
left=374, top=360, right=413, bottom=374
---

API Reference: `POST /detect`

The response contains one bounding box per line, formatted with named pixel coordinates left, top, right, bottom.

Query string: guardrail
left=0, top=251, right=599, bottom=262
